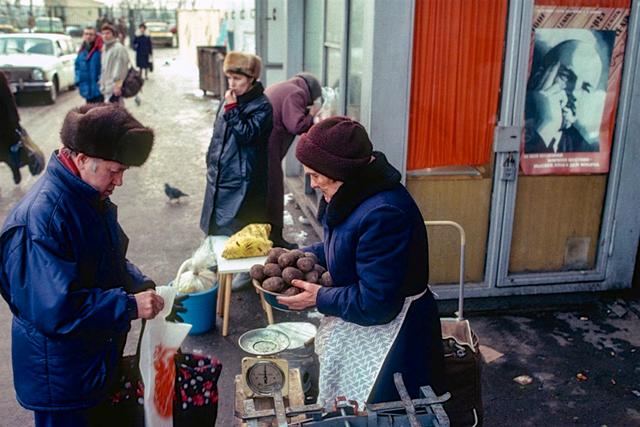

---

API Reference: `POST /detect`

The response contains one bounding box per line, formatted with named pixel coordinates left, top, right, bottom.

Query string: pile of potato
left=250, top=248, right=332, bottom=296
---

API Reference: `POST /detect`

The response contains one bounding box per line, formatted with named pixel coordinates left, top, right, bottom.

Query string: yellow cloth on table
left=222, top=224, right=273, bottom=259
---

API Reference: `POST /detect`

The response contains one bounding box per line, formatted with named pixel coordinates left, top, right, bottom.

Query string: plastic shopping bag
left=175, top=238, right=218, bottom=294
left=139, top=286, right=192, bottom=427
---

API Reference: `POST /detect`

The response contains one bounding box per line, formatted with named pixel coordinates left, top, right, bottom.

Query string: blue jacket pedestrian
left=0, top=104, right=163, bottom=426
left=75, top=29, right=103, bottom=103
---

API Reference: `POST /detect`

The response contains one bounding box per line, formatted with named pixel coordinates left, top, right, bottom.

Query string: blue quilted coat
left=0, top=154, right=152, bottom=411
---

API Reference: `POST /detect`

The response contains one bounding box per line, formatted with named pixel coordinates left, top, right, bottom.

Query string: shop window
left=346, top=0, right=364, bottom=120
left=303, top=0, right=323, bottom=77
left=322, top=0, right=345, bottom=116
left=325, top=0, right=344, bottom=45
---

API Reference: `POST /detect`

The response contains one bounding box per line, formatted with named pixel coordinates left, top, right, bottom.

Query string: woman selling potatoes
left=277, top=117, right=445, bottom=406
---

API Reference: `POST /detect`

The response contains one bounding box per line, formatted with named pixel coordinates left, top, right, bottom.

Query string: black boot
left=8, top=142, right=22, bottom=184
left=270, top=225, right=299, bottom=250
left=8, top=161, right=21, bottom=184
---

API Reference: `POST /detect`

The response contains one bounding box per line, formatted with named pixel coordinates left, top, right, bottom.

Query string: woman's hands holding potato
left=277, top=279, right=321, bottom=310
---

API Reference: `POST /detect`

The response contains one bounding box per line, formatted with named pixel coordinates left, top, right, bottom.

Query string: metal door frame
left=255, top=0, right=284, bottom=86
left=487, top=0, right=640, bottom=289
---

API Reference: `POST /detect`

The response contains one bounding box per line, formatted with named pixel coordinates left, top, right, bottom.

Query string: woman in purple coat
left=133, top=23, right=153, bottom=79
left=278, top=117, right=444, bottom=407
left=264, top=73, right=322, bottom=248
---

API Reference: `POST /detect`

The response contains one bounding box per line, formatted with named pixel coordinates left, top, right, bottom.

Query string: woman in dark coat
left=200, top=51, right=273, bottom=237
left=0, top=71, right=22, bottom=183
left=133, top=24, right=153, bottom=79
left=278, top=117, right=444, bottom=406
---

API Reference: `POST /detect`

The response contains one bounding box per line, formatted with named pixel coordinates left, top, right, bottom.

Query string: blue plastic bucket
left=176, top=284, right=218, bottom=335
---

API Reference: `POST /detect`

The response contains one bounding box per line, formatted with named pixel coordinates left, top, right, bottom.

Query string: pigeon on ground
left=164, top=183, right=189, bottom=202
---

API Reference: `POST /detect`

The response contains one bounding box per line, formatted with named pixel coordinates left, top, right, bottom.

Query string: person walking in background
left=75, top=26, right=104, bottom=104
left=27, top=12, right=35, bottom=33
left=200, top=51, right=273, bottom=289
left=0, top=104, right=165, bottom=427
left=264, top=72, right=322, bottom=249
left=0, top=71, right=22, bottom=183
left=133, top=23, right=153, bottom=80
left=100, top=24, right=130, bottom=105
left=117, top=16, right=128, bottom=45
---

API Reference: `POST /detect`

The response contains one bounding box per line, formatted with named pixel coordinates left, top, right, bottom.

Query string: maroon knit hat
left=295, top=116, right=373, bottom=181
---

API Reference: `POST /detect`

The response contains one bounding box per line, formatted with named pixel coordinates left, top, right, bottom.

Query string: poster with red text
left=520, top=6, right=630, bottom=175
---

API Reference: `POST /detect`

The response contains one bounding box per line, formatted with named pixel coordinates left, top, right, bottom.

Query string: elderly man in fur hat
left=0, top=104, right=165, bottom=427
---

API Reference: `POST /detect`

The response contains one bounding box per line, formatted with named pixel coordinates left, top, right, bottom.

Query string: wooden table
left=211, top=236, right=274, bottom=336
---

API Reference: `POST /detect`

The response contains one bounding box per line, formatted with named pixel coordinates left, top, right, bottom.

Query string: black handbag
left=106, top=321, right=222, bottom=427
left=121, top=67, right=144, bottom=98
left=7, top=126, right=45, bottom=184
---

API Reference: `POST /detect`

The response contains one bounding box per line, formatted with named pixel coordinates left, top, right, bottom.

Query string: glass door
left=493, top=0, right=634, bottom=287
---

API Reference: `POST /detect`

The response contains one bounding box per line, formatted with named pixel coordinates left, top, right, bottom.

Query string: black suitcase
left=425, top=221, right=483, bottom=427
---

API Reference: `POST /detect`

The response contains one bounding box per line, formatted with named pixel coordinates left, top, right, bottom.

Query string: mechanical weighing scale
left=238, top=328, right=292, bottom=399
left=236, top=327, right=451, bottom=427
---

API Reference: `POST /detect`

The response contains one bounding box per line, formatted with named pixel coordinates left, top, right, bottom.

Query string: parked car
left=34, top=17, right=64, bottom=34
left=146, top=21, right=173, bottom=47
left=65, top=25, right=84, bottom=37
left=0, top=33, right=77, bottom=103
left=0, top=16, right=16, bottom=33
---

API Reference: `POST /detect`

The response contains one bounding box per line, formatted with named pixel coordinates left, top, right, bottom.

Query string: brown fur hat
left=101, top=23, right=117, bottom=36
left=60, top=104, right=153, bottom=166
left=223, top=51, right=262, bottom=79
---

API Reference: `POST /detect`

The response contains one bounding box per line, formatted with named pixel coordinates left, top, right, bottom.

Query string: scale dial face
left=246, top=360, right=286, bottom=395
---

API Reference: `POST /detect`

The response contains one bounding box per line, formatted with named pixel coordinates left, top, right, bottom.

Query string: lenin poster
left=520, top=6, right=630, bottom=175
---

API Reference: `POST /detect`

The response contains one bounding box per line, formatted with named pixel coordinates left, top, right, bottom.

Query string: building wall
left=282, top=0, right=640, bottom=297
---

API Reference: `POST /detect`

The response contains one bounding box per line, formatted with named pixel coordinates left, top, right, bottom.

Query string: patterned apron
left=315, top=288, right=427, bottom=407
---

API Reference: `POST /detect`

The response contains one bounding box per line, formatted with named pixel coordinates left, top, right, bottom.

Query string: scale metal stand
left=236, top=327, right=450, bottom=427
left=237, top=327, right=310, bottom=427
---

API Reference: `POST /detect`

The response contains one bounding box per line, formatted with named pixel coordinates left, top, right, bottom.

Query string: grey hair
left=90, top=158, right=100, bottom=173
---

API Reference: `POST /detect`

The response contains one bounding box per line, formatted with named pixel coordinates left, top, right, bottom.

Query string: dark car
left=65, top=25, right=84, bottom=37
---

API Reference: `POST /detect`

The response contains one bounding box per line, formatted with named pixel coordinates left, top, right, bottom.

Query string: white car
left=0, top=33, right=77, bottom=103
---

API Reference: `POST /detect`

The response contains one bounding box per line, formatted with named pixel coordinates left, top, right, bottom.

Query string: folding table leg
left=259, top=292, right=274, bottom=325
left=216, top=274, right=225, bottom=316
left=222, top=273, right=233, bottom=336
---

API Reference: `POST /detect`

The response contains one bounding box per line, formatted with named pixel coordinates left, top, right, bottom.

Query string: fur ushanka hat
left=60, top=104, right=154, bottom=166
left=223, top=51, right=262, bottom=80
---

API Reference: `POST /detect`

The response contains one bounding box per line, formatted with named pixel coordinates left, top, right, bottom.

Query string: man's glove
left=167, top=294, right=189, bottom=323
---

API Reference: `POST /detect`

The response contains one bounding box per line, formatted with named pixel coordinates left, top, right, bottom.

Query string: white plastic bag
left=174, top=237, right=217, bottom=294
left=192, top=236, right=217, bottom=270
left=139, top=286, right=192, bottom=427
left=175, top=267, right=216, bottom=294
left=317, top=86, right=339, bottom=121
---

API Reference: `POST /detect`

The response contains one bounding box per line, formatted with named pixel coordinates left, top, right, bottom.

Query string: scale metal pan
left=238, top=328, right=291, bottom=356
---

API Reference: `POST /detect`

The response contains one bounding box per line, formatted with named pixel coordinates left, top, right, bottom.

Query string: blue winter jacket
left=75, top=42, right=102, bottom=101
left=0, top=153, right=152, bottom=411
left=305, top=153, right=445, bottom=403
